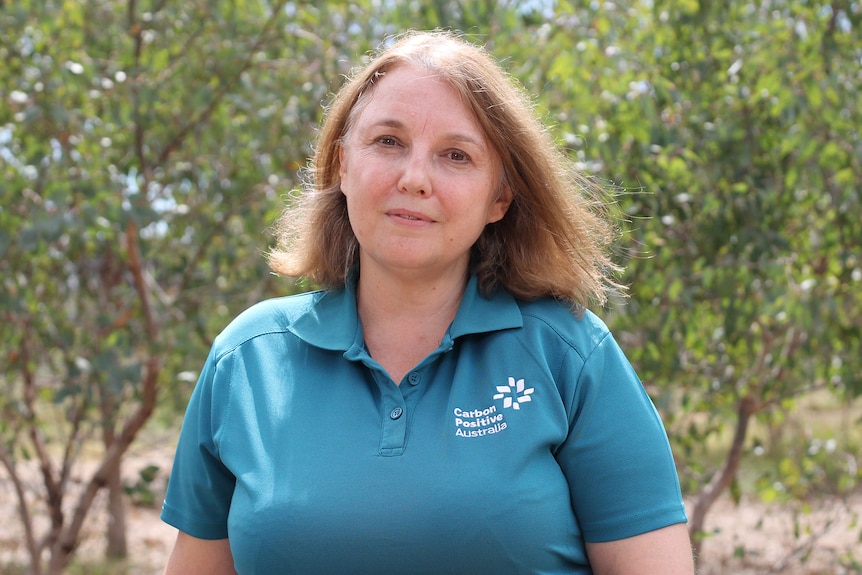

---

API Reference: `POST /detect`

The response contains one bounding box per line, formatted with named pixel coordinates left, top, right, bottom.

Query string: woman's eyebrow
left=362, top=114, right=489, bottom=154
left=368, top=119, right=486, bottom=148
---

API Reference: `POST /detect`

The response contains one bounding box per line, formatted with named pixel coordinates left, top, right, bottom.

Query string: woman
left=161, top=30, right=694, bottom=574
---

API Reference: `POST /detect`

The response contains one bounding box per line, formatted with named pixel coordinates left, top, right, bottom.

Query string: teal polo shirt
left=161, top=276, right=687, bottom=574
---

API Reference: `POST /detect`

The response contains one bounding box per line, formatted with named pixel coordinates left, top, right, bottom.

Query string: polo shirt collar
left=287, top=274, right=523, bottom=352
left=285, top=283, right=359, bottom=352
left=449, top=275, right=523, bottom=338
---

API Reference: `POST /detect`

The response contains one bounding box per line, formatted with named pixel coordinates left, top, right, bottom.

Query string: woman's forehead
left=354, top=65, right=480, bottom=128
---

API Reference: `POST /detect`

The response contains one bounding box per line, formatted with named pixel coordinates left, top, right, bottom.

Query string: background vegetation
left=1, top=0, right=859, bottom=573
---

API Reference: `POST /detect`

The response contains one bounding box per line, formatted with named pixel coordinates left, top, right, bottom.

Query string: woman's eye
left=448, top=150, right=468, bottom=162
left=377, top=136, right=398, bottom=146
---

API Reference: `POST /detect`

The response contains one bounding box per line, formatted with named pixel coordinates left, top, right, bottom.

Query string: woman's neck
left=355, top=265, right=468, bottom=383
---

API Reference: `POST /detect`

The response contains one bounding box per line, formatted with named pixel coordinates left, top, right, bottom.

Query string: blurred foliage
left=520, top=0, right=860, bottom=548
left=123, top=463, right=161, bottom=508
left=1, top=0, right=860, bottom=571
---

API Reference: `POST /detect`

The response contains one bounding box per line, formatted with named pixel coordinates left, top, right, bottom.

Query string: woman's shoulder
left=515, top=296, right=615, bottom=359
left=211, top=290, right=328, bottom=355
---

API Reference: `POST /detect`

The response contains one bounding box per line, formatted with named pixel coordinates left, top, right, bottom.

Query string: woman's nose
left=398, top=152, right=432, bottom=196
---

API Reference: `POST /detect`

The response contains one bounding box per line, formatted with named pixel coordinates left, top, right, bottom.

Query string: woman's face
left=339, top=63, right=511, bottom=282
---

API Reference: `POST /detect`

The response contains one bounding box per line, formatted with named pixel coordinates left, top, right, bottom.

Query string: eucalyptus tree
left=510, top=0, right=861, bottom=560
left=0, top=0, right=320, bottom=571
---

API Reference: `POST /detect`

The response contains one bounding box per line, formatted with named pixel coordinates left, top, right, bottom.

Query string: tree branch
left=0, top=442, right=41, bottom=575
left=19, top=330, right=65, bottom=547
left=689, top=393, right=761, bottom=555
left=154, top=0, right=289, bottom=166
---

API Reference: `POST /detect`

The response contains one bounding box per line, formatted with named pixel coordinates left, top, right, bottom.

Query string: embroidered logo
left=452, top=376, right=534, bottom=439
left=493, top=377, right=534, bottom=410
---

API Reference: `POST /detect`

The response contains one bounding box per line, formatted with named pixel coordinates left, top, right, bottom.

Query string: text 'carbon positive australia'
left=453, top=406, right=507, bottom=438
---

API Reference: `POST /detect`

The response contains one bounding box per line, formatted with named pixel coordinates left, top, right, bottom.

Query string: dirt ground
left=2, top=440, right=860, bottom=575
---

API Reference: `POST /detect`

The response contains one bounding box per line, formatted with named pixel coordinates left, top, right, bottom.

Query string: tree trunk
left=688, top=394, right=760, bottom=560
left=105, top=463, right=128, bottom=558
left=100, top=393, right=128, bottom=559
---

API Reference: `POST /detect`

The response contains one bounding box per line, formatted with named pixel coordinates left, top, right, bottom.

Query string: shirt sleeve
left=555, top=332, right=688, bottom=542
left=160, top=347, right=236, bottom=539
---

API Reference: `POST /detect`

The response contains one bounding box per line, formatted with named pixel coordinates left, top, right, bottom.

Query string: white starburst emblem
left=493, top=377, right=534, bottom=410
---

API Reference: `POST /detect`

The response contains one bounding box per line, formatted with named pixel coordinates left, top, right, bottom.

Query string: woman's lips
left=388, top=209, right=433, bottom=223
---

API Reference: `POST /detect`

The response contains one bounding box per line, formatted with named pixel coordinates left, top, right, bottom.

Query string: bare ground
left=2, top=438, right=860, bottom=575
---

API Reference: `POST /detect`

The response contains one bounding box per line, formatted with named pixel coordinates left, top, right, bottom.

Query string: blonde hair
left=268, top=30, right=623, bottom=308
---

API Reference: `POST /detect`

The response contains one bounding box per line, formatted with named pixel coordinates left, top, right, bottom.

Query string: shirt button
left=407, top=372, right=421, bottom=386
left=389, top=407, right=403, bottom=420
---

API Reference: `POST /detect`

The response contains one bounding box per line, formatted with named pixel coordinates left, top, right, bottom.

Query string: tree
left=516, top=0, right=861, bottom=559
left=0, top=1, right=309, bottom=571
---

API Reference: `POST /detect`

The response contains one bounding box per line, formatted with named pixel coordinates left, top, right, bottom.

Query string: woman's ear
left=487, top=185, right=513, bottom=224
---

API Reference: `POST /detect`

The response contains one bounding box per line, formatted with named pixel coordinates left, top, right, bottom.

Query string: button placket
left=379, top=398, right=407, bottom=456
left=377, top=375, right=407, bottom=455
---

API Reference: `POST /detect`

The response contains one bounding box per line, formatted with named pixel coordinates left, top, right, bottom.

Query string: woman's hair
left=268, top=29, right=624, bottom=309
